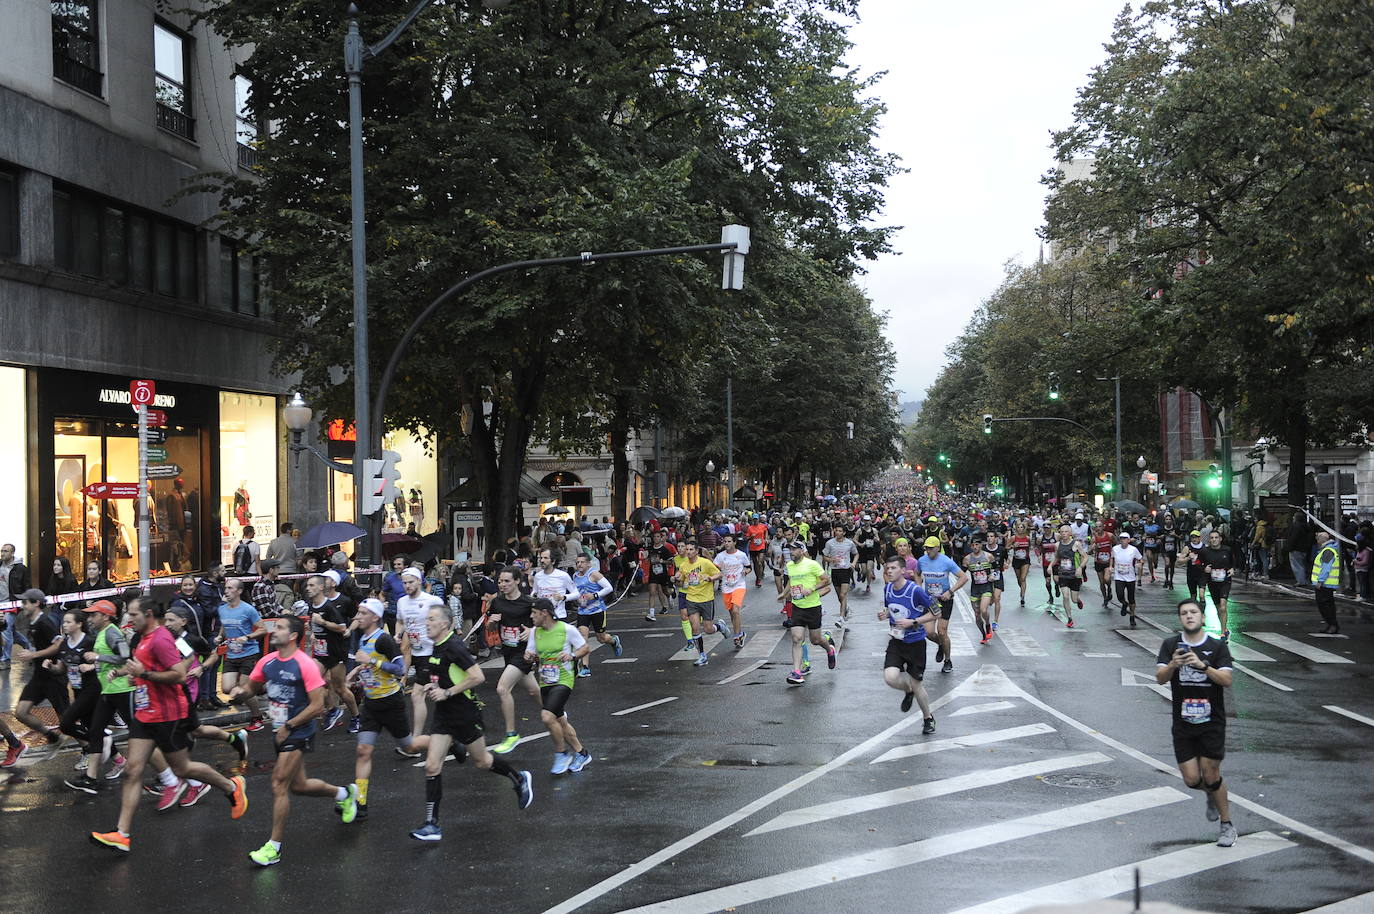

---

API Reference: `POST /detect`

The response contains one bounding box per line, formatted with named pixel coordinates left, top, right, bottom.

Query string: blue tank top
left=572, top=570, right=606, bottom=615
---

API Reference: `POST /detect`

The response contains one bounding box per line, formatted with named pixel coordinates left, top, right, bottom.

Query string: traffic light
left=1098, top=471, right=1114, bottom=493
left=982, top=414, right=993, bottom=434
left=915, top=464, right=923, bottom=472
left=1205, top=463, right=1222, bottom=490
left=1048, top=373, right=1060, bottom=401
left=846, top=421, right=854, bottom=439
left=361, top=449, right=403, bottom=516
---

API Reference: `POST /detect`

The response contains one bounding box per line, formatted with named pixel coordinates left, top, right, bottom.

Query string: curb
left=1234, top=577, right=1374, bottom=624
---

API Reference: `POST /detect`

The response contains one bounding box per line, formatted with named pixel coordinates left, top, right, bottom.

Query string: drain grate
left=1040, top=772, right=1120, bottom=789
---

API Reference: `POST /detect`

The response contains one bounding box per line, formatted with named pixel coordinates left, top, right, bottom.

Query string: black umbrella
left=1171, top=499, right=1201, bottom=510
left=543, top=505, right=572, bottom=516
left=1109, top=500, right=1148, bottom=515
left=298, top=521, right=367, bottom=550
left=629, top=506, right=662, bottom=525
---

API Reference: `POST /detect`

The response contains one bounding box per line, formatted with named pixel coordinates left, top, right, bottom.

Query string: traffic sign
left=83, top=482, right=140, bottom=499
left=130, top=379, right=156, bottom=406
left=145, top=446, right=168, bottom=462
left=137, top=407, right=168, bottom=426
left=146, top=464, right=182, bottom=479
left=142, top=429, right=167, bottom=444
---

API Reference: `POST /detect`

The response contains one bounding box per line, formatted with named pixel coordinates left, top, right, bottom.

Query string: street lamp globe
left=283, top=393, right=313, bottom=432
left=1136, top=455, right=1147, bottom=469
left=705, top=460, right=715, bottom=474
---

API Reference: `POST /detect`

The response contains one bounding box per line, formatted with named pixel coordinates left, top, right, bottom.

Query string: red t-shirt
left=133, top=625, right=190, bottom=723
left=746, top=523, right=769, bottom=552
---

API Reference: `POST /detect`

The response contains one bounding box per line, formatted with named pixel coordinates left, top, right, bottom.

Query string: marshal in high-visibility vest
left=1310, top=541, right=1342, bottom=587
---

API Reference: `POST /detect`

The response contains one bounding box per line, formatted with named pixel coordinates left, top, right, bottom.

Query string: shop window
left=218, top=392, right=277, bottom=565
left=52, top=0, right=103, bottom=97
left=154, top=22, right=195, bottom=140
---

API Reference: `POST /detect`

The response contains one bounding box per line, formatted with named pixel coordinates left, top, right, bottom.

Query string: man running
left=91, top=598, right=247, bottom=853
left=779, top=541, right=836, bottom=685
left=918, top=536, right=966, bottom=673
left=674, top=541, right=733, bottom=667
left=306, top=573, right=358, bottom=732
left=1155, top=599, right=1237, bottom=848
left=963, top=536, right=996, bottom=645
left=985, top=530, right=1009, bottom=633
left=1141, top=516, right=1162, bottom=583
left=1038, top=521, right=1060, bottom=601
left=344, top=598, right=416, bottom=821
left=488, top=566, right=541, bottom=754
left=643, top=530, right=677, bottom=621
left=572, top=552, right=622, bottom=677
left=525, top=597, right=593, bottom=775
left=879, top=556, right=937, bottom=734
left=713, top=534, right=752, bottom=648
left=744, top=515, right=770, bottom=587
left=1091, top=526, right=1115, bottom=609
left=532, top=547, right=579, bottom=622
left=396, top=566, right=442, bottom=741
left=411, top=603, right=534, bottom=841
left=1110, top=531, right=1144, bottom=627
left=1053, top=524, right=1087, bottom=627
left=216, top=578, right=267, bottom=731
left=822, top=525, right=859, bottom=627
left=1199, top=530, right=1233, bottom=639
left=12, top=591, right=69, bottom=754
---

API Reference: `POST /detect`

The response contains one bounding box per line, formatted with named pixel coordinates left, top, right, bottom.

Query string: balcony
left=236, top=142, right=259, bottom=171
left=52, top=51, right=103, bottom=97
left=156, top=102, right=195, bottom=141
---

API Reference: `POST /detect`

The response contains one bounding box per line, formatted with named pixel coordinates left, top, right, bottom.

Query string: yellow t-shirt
left=676, top=557, right=719, bottom=603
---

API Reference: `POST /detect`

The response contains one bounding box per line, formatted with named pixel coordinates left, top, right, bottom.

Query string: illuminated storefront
left=218, top=391, right=278, bottom=564
left=326, top=424, right=439, bottom=535
left=0, top=367, right=27, bottom=558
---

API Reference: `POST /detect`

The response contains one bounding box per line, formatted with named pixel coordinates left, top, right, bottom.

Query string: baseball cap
left=260, top=558, right=281, bottom=571
left=923, top=536, right=942, bottom=549
left=358, top=597, right=386, bottom=618
left=20, top=588, right=46, bottom=603
left=323, top=569, right=343, bottom=585
left=1118, top=531, right=1130, bottom=539
left=1075, top=513, right=1084, bottom=519
left=400, top=567, right=424, bottom=581
left=83, top=599, right=117, bottom=616
left=1190, top=530, right=1203, bottom=538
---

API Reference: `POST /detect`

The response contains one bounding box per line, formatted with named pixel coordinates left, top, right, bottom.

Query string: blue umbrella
left=297, top=521, right=368, bottom=550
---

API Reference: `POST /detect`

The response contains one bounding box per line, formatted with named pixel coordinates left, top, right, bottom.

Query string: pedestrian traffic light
left=938, top=453, right=949, bottom=465
left=361, top=449, right=403, bottom=516
left=1205, top=463, right=1222, bottom=490
left=983, top=414, right=993, bottom=434
left=1048, top=373, right=1060, bottom=400
left=1098, top=471, right=1114, bottom=493
left=846, top=421, right=854, bottom=439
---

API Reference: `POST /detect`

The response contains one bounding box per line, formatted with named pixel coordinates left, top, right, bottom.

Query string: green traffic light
left=1206, top=476, right=1222, bottom=490
left=1048, top=390, right=1059, bottom=400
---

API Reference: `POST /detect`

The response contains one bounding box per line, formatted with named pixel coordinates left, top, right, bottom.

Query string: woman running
left=1009, top=522, right=1033, bottom=606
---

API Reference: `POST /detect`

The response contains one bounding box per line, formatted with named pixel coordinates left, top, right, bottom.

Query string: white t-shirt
left=397, top=591, right=442, bottom=656
left=1070, top=522, right=1091, bottom=543
left=713, top=549, right=751, bottom=593
left=1112, top=545, right=1143, bottom=582
left=532, top=568, right=579, bottom=619
left=822, top=537, right=858, bottom=569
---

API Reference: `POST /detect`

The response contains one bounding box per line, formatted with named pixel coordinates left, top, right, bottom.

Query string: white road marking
left=995, top=627, right=1047, bottom=657
left=946, top=831, right=1295, bottom=914
left=948, top=700, right=1016, bottom=717
left=668, top=634, right=722, bottom=661
left=954, top=586, right=975, bottom=623
left=1213, top=640, right=1277, bottom=663
left=736, top=627, right=784, bottom=658
left=1300, top=890, right=1374, bottom=912
left=716, top=659, right=769, bottom=685
left=643, top=633, right=676, bottom=638
left=613, top=787, right=1188, bottom=914
left=1120, top=667, right=1171, bottom=700
left=1116, top=627, right=1166, bottom=655
left=744, top=752, right=1111, bottom=836
left=1324, top=705, right=1374, bottom=728
left=1083, top=652, right=1123, bottom=658
left=1248, top=632, right=1353, bottom=663
left=599, top=658, right=638, bottom=664
left=1311, top=632, right=1350, bottom=639
left=947, top=627, right=977, bottom=657
left=870, top=723, right=1056, bottom=764
left=1231, top=662, right=1294, bottom=692
left=611, top=697, right=679, bottom=716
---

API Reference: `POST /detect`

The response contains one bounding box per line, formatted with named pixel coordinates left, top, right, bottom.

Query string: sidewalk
left=1233, top=574, right=1374, bottom=624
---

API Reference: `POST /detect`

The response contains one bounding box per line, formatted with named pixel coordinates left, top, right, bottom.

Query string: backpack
left=233, top=541, right=253, bottom=574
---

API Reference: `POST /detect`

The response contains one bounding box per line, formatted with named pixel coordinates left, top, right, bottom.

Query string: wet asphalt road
left=2, top=574, right=1372, bottom=914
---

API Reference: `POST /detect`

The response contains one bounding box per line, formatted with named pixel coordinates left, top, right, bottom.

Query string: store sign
left=83, top=482, right=140, bottom=499
left=100, top=387, right=177, bottom=408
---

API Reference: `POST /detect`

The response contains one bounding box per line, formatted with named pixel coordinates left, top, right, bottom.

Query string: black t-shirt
left=427, top=631, right=481, bottom=713
left=29, top=614, right=62, bottom=681
left=488, top=594, right=535, bottom=648
left=1198, top=546, right=1232, bottom=582
left=1162, top=530, right=1179, bottom=553
left=58, top=632, right=97, bottom=690
left=1156, top=633, right=1233, bottom=731
left=647, top=545, right=675, bottom=576
left=309, top=599, right=346, bottom=660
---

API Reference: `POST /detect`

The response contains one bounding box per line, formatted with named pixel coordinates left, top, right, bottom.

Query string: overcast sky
left=847, top=0, right=1124, bottom=404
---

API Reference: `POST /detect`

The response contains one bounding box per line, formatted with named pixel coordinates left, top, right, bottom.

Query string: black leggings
left=86, top=691, right=136, bottom=754
left=1114, top=579, right=1137, bottom=608
left=1163, top=553, right=1177, bottom=582
left=59, top=685, right=101, bottom=747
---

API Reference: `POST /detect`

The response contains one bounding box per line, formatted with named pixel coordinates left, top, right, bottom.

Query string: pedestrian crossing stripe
left=947, top=700, right=1017, bottom=717
left=1248, top=632, right=1353, bottom=664
left=993, top=627, right=1047, bottom=657
left=869, top=722, right=1056, bottom=764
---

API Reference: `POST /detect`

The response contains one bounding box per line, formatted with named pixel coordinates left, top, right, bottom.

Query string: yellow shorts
left=723, top=590, right=744, bottom=611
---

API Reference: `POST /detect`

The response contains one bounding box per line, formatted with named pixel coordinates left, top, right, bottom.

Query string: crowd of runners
left=0, top=470, right=1245, bottom=859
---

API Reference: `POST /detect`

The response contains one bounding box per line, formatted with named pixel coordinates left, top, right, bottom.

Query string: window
left=52, top=1, right=103, bottom=97
left=220, top=239, right=261, bottom=316
left=154, top=22, right=194, bottom=140
left=52, top=184, right=199, bottom=302
left=0, top=168, right=17, bottom=257
left=234, top=75, right=260, bottom=170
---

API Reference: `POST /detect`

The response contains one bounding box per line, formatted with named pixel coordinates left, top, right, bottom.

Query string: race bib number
left=924, top=580, right=941, bottom=594
left=1097, top=550, right=1111, bottom=564
left=1059, top=558, right=1074, bottom=573
left=313, top=636, right=329, bottom=658
left=538, top=662, right=561, bottom=685
left=751, top=537, right=763, bottom=549
left=687, top=571, right=701, bottom=587
left=500, top=625, right=522, bottom=647
left=67, top=666, right=84, bottom=689
left=357, top=666, right=378, bottom=691
left=133, top=683, right=150, bottom=711
left=1181, top=697, right=1212, bottom=724
left=1211, top=568, right=1227, bottom=582
left=723, top=569, right=741, bottom=587
left=791, top=584, right=805, bottom=599
left=972, top=570, right=989, bottom=585
left=651, top=563, right=663, bottom=575
left=1116, top=563, right=1134, bottom=577
left=1144, top=538, right=1157, bottom=548
left=1014, top=548, right=1028, bottom=559
left=269, top=699, right=289, bottom=727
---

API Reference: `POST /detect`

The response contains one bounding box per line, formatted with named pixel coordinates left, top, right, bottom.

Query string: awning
left=443, top=473, right=556, bottom=505
left=1253, top=469, right=1287, bottom=496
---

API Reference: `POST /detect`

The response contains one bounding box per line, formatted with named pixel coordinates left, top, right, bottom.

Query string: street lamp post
left=1096, top=374, right=1123, bottom=506
left=705, top=460, right=715, bottom=510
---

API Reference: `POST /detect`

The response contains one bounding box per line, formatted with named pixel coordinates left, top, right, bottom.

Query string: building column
left=17, top=170, right=53, bottom=268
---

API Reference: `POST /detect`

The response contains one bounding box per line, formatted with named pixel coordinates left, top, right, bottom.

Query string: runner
left=918, top=536, right=967, bottom=673
left=90, top=597, right=247, bottom=854
left=411, top=602, right=534, bottom=842
left=821, top=525, right=859, bottom=627
left=1161, top=518, right=1180, bottom=589
left=571, top=552, right=622, bottom=677
left=396, top=566, right=443, bottom=742
left=305, top=573, right=358, bottom=732
left=963, top=537, right=995, bottom=645
left=343, top=598, right=416, bottom=822
left=767, top=527, right=791, bottom=596
left=163, top=605, right=250, bottom=775
left=488, top=566, right=541, bottom=755
left=532, top=547, right=579, bottom=622
left=673, top=541, right=733, bottom=668
left=855, top=521, right=881, bottom=593
left=525, top=597, right=593, bottom=774
left=1092, top=526, right=1116, bottom=609
left=1038, top=521, right=1060, bottom=601
left=215, top=578, right=267, bottom=732
left=1199, top=530, right=1233, bottom=640
left=1110, top=531, right=1144, bottom=627
left=1155, top=599, right=1237, bottom=848
left=986, top=530, right=1009, bottom=632
left=1053, top=524, right=1087, bottom=628
left=643, top=530, right=678, bottom=621
left=1141, top=515, right=1162, bottom=583
left=744, top=514, right=770, bottom=587
left=1009, top=522, right=1033, bottom=607
left=1180, top=531, right=1207, bottom=605
left=779, top=541, right=835, bottom=685
left=879, top=556, right=937, bottom=734
left=12, top=591, right=68, bottom=754
left=77, top=600, right=136, bottom=783
left=712, top=534, right=752, bottom=648
left=58, top=608, right=125, bottom=793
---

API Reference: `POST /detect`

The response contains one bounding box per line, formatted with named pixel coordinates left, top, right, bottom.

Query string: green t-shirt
left=94, top=624, right=134, bottom=694
left=531, top=621, right=586, bottom=690
left=786, top=556, right=826, bottom=609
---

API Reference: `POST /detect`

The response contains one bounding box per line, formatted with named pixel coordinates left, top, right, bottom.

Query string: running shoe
left=142, top=782, right=162, bottom=797
left=1217, top=821, right=1237, bottom=848
left=64, top=774, right=100, bottom=795
left=355, top=803, right=369, bottom=820
left=180, top=782, right=214, bottom=808
left=900, top=691, right=915, bottom=714
left=244, top=718, right=266, bottom=733
left=1121, top=607, right=1128, bottom=617
left=348, top=716, right=361, bottom=734
left=577, top=667, right=592, bottom=678
left=786, top=670, right=805, bottom=685
left=1019, top=599, right=1025, bottom=606
left=834, top=618, right=844, bottom=630
left=800, top=661, right=812, bottom=675
left=230, top=730, right=249, bottom=762
left=396, top=744, right=424, bottom=758
left=1222, top=629, right=1231, bottom=642
left=338, top=783, right=360, bottom=824
left=90, top=830, right=130, bottom=853
left=716, top=620, right=734, bottom=641
left=1206, top=794, right=1220, bottom=822
left=410, top=822, right=443, bottom=842
left=922, top=716, right=936, bottom=735
left=991, top=622, right=998, bottom=632
left=693, top=654, right=709, bottom=667
left=824, top=633, right=837, bottom=669
left=228, top=774, right=249, bottom=819
left=75, top=753, right=89, bottom=770
left=569, top=749, right=592, bottom=773
left=734, top=632, right=747, bottom=649
left=980, top=631, right=992, bottom=645
left=491, top=733, right=520, bottom=755
left=935, top=644, right=945, bottom=664
left=156, top=779, right=188, bottom=811
left=249, top=841, right=282, bottom=865
left=644, top=611, right=656, bottom=622
left=1066, top=619, right=1075, bottom=628
left=551, top=752, right=573, bottom=775
left=612, top=635, right=623, bottom=657
left=515, top=769, right=535, bottom=809
left=1076, top=599, right=1084, bottom=611
left=105, top=757, right=127, bottom=780
left=324, top=707, right=345, bottom=731
left=941, top=659, right=953, bottom=674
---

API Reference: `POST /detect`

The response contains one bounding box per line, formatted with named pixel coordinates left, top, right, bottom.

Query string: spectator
left=46, top=557, right=78, bottom=610
left=232, top=525, right=261, bottom=576
left=1354, top=541, right=1372, bottom=602
left=1250, top=516, right=1271, bottom=578
left=1311, top=530, right=1342, bottom=634
left=1286, top=513, right=1314, bottom=587
left=194, top=561, right=227, bottom=709
left=265, top=521, right=299, bottom=574
left=77, top=559, right=113, bottom=604
left=0, top=542, right=31, bottom=669
left=382, top=554, right=408, bottom=634
left=169, top=576, right=207, bottom=640
left=295, top=553, right=320, bottom=598
left=252, top=559, right=285, bottom=618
